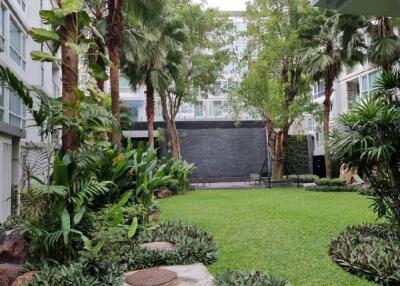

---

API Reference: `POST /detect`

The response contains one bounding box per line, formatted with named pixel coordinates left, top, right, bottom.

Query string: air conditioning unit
left=0, top=37, right=5, bottom=52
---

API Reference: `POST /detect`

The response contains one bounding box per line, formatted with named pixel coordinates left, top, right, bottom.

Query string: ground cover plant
left=159, top=188, right=376, bottom=286
left=305, top=178, right=356, bottom=192
left=215, top=270, right=290, bottom=286
left=329, top=224, right=400, bottom=285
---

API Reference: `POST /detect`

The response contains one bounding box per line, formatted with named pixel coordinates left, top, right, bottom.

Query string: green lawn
left=159, top=188, right=378, bottom=286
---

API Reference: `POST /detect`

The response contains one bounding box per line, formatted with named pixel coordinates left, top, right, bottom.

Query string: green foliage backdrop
left=284, top=136, right=310, bottom=176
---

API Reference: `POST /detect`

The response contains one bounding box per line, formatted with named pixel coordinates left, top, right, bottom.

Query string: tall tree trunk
left=323, top=80, right=333, bottom=178
left=145, top=73, right=155, bottom=146
left=265, top=122, right=288, bottom=180
left=107, top=0, right=124, bottom=146
left=160, top=92, right=181, bottom=159
left=60, top=13, right=79, bottom=152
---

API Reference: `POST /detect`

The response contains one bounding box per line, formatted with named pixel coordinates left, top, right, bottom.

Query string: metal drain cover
left=125, top=268, right=178, bottom=286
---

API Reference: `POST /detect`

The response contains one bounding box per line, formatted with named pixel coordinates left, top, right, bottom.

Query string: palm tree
left=106, top=0, right=124, bottom=146
left=121, top=15, right=186, bottom=147
left=303, top=11, right=365, bottom=178
left=106, top=0, right=164, bottom=146
left=367, top=16, right=399, bottom=72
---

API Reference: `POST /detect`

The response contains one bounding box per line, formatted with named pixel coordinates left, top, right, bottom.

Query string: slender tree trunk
left=160, top=91, right=181, bottom=159
left=323, top=80, right=333, bottom=178
left=60, top=13, right=79, bottom=152
left=265, top=122, right=288, bottom=180
left=107, top=0, right=124, bottom=147
left=145, top=73, right=155, bottom=146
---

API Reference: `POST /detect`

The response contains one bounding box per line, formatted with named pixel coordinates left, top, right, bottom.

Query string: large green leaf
left=62, top=0, right=84, bottom=14
left=61, top=209, right=71, bottom=245
left=65, top=42, right=88, bottom=56
left=128, top=217, right=138, bottom=238
left=29, top=28, right=60, bottom=43
left=89, top=63, right=108, bottom=81
left=39, top=9, right=65, bottom=25
left=31, top=51, right=60, bottom=62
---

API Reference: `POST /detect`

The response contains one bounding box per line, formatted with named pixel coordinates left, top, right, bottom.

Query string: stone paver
left=123, top=263, right=213, bottom=286
left=139, top=241, right=177, bottom=252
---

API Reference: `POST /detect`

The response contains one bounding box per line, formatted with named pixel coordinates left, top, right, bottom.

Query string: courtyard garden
left=159, top=188, right=377, bottom=286
left=0, top=0, right=400, bottom=285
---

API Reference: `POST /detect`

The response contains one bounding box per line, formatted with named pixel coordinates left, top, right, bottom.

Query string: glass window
left=369, top=70, right=381, bottom=91
left=120, top=76, right=132, bottom=93
left=194, top=102, right=203, bottom=117
left=212, top=101, right=223, bottom=117
left=213, top=81, right=221, bottom=96
left=180, top=103, right=193, bottom=114
left=128, top=106, right=138, bottom=122
left=9, top=19, right=26, bottom=69
left=9, top=90, right=25, bottom=128
left=307, top=118, right=314, bottom=131
left=313, top=81, right=325, bottom=99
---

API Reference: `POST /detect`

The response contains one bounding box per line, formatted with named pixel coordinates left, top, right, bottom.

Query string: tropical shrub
left=304, top=185, right=356, bottom=192
left=162, top=159, right=195, bottom=194
left=286, top=174, right=319, bottom=183
left=329, top=224, right=400, bottom=285
left=331, top=71, right=400, bottom=226
left=215, top=270, right=291, bottom=286
left=316, top=178, right=346, bottom=187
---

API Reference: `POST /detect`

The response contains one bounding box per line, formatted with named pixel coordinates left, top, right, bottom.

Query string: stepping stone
left=123, top=263, right=213, bottom=286
left=139, top=241, right=177, bottom=252
left=125, top=268, right=177, bottom=286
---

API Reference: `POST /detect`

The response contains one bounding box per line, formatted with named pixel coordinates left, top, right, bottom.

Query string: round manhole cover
left=125, top=268, right=177, bottom=286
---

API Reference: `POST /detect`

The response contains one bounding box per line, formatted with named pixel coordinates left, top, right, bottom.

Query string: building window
left=307, top=117, right=314, bottom=131
left=212, top=101, right=223, bottom=117
left=212, top=81, right=221, bottom=96
left=9, top=90, right=25, bottom=128
left=194, top=101, right=203, bottom=117
left=9, top=19, right=26, bottom=70
left=313, top=81, right=325, bottom=99
left=179, top=102, right=193, bottom=114
left=361, top=70, right=381, bottom=97
left=316, top=131, right=324, bottom=142
left=128, top=106, right=139, bottom=122
left=120, top=76, right=132, bottom=93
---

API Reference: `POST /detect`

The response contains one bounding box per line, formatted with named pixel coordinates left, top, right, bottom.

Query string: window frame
left=8, top=89, right=25, bottom=129
left=9, top=16, right=26, bottom=70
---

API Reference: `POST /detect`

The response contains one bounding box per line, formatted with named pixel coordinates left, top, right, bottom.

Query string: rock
left=157, top=189, right=173, bottom=199
left=149, top=205, right=161, bottom=222
left=0, top=230, right=27, bottom=264
left=11, top=271, right=35, bottom=286
left=0, top=263, right=22, bottom=286
left=139, top=241, right=177, bottom=252
left=123, top=263, right=213, bottom=286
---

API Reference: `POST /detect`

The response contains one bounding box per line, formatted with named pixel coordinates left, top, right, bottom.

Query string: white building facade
left=0, top=0, right=61, bottom=222
left=303, top=63, right=380, bottom=157
left=120, top=11, right=253, bottom=124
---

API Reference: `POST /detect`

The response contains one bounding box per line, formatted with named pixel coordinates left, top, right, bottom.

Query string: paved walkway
left=192, top=181, right=264, bottom=189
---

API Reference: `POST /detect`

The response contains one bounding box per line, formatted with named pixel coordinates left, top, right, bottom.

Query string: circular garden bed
left=329, top=224, right=400, bottom=285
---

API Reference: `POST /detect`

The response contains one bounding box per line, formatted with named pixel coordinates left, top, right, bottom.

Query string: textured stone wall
left=179, top=127, right=267, bottom=181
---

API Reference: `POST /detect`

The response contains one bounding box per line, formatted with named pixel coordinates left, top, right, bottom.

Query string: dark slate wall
left=178, top=127, right=267, bottom=181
